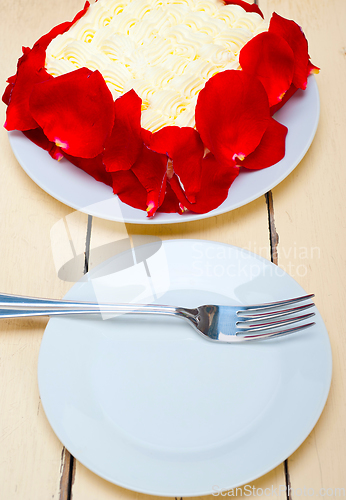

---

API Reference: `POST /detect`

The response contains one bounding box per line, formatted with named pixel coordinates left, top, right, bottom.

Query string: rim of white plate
left=37, top=239, right=331, bottom=496
left=9, top=76, right=319, bottom=224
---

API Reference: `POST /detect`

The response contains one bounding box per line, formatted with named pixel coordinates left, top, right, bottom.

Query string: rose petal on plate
left=170, top=153, right=239, bottom=214
left=63, top=153, right=113, bottom=187
left=223, top=0, right=264, bottom=18
left=4, top=46, right=53, bottom=131
left=29, top=68, right=115, bottom=158
left=308, top=61, right=320, bottom=76
left=157, top=183, right=185, bottom=214
left=195, top=70, right=270, bottom=168
left=112, top=169, right=148, bottom=212
left=146, top=126, right=204, bottom=204
left=141, top=127, right=152, bottom=145
left=2, top=75, right=17, bottom=106
left=24, top=127, right=113, bottom=185
left=112, top=167, right=183, bottom=215
left=103, top=90, right=143, bottom=172
left=23, top=127, right=63, bottom=160
left=131, top=146, right=168, bottom=217
left=270, top=83, right=298, bottom=116
left=239, top=118, right=288, bottom=170
left=3, top=2, right=90, bottom=131
left=240, top=32, right=295, bottom=107
left=269, top=12, right=313, bottom=90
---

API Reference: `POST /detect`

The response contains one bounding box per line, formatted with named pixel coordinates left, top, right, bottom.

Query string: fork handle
left=0, top=292, right=179, bottom=318
left=0, top=307, right=179, bottom=319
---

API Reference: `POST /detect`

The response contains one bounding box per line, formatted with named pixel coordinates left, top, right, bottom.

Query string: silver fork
left=0, top=292, right=315, bottom=342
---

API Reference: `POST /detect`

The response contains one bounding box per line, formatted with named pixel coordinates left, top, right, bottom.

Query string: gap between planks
left=59, top=448, right=75, bottom=500
left=265, top=190, right=292, bottom=500
left=58, top=214, right=93, bottom=500
left=265, top=191, right=279, bottom=266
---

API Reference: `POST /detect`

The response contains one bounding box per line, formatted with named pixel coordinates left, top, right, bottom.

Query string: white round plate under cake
left=38, top=240, right=331, bottom=496
left=9, top=76, right=319, bottom=224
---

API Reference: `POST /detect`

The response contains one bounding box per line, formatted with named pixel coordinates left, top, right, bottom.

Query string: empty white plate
left=38, top=239, right=331, bottom=496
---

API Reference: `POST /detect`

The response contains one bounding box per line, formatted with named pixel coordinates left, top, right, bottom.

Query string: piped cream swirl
left=46, top=0, right=267, bottom=131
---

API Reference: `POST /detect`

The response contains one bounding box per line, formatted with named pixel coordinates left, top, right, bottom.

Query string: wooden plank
left=0, top=146, right=89, bottom=500
left=0, top=2, right=91, bottom=499
left=126, top=198, right=273, bottom=255
left=74, top=463, right=287, bottom=500
left=259, top=0, right=346, bottom=494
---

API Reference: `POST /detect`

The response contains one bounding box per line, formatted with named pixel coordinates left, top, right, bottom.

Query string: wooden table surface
left=0, top=0, right=345, bottom=498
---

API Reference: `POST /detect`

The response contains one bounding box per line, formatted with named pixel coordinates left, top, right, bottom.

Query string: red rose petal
left=270, top=83, right=298, bottom=116
left=141, top=127, right=152, bottom=145
left=23, top=128, right=63, bottom=160
left=269, top=12, right=311, bottom=90
left=239, top=118, right=288, bottom=170
left=29, top=68, right=115, bottom=158
left=146, top=126, right=204, bottom=204
left=3, top=2, right=90, bottom=131
left=4, top=46, right=53, bottom=131
left=157, top=183, right=184, bottom=214
left=239, top=32, right=295, bottom=107
left=2, top=75, right=17, bottom=106
left=103, top=90, right=143, bottom=172
left=170, top=153, right=239, bottom=214
left=131, top=146, right=168, bottom=217
left=112, top=168, right=183, bottom=215
left=223, top=0, right=264, bottom=18
left=308, top=61, right=320, bottom=76
left=63, top=152, right=113, bottom=187
left=112, top=170, right=148, bottom=212
left=24, top=127, right=113, bottom=185
left=195, top=70, right=270, bottom=166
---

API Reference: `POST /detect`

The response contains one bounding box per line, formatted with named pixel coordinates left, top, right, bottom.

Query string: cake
left=45, top=0, right=267, bottom=131
left=3, top=0, right=318, bottom=217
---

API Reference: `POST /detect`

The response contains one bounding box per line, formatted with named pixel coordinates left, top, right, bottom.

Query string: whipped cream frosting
left=45, top=0, right=267, bottom=132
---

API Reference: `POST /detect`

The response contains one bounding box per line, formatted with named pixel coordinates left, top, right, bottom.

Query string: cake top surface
left=45, top=0, right=267, bottom=131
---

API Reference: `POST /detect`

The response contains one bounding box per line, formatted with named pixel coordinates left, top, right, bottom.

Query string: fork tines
left=236, top=294, right=315, bottom=339
left=238, top=294, right=314, bottom=312
left=242, top=322, right=316, bottom=340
